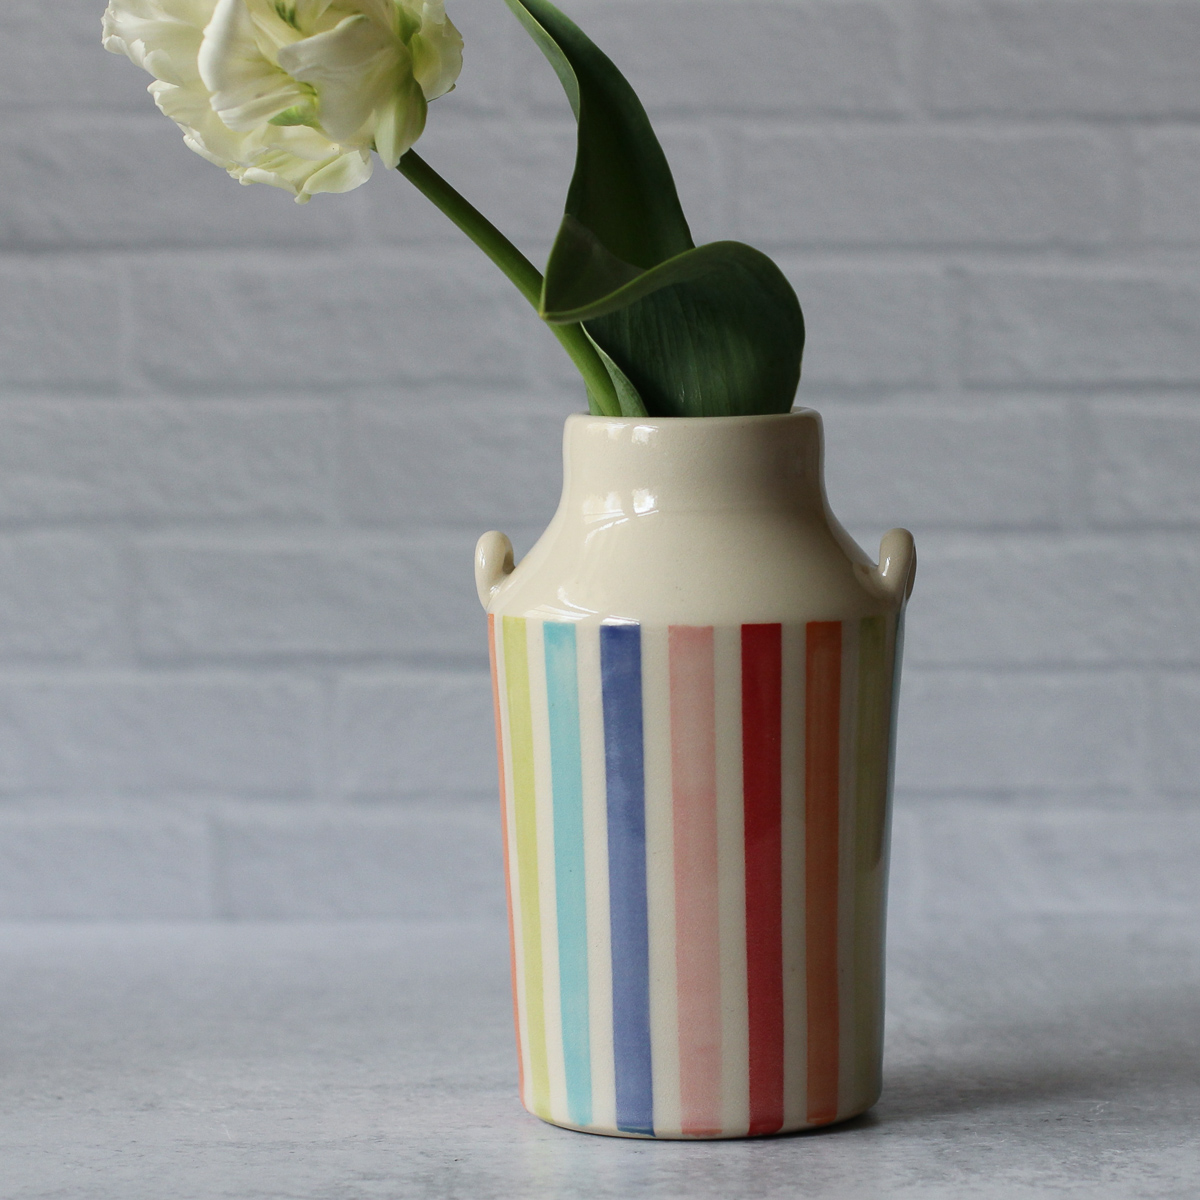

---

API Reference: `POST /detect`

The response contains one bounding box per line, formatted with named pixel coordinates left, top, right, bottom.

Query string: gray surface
left=3, top=912, right=1198, bottom=1199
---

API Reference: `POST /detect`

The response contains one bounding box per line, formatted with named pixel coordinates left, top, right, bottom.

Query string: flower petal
left=410, top=0, right=462, bottom=100
left=103, top=0, right=212, bottom=84
left=200, top=0, right=310, bottom=128
left=297, top=146, right=375, bottom=197
left=373, top=70, right=426, bottom=166
left=277, top=13, right=404, bottom=142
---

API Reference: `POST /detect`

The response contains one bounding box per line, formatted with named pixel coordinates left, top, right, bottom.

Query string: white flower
left=102, top=0, right=463, bottom=202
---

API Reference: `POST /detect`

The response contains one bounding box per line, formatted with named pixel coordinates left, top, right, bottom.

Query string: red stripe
left=489, top=614, right=524, bottom=1101
left=670, top=625, right=723, bottom=1136
left=805, top=621, right=842, bottom=1125
left=742, top=623, right=785, bottom=1135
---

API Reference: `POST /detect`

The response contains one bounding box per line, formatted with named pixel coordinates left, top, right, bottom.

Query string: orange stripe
left=805, top=621, right=842, bottom=1125
left=489, top=613, right=524, bottom=1101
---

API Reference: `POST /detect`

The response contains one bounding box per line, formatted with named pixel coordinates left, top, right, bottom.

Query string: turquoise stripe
left=543, top=621, right=592, bottom=1127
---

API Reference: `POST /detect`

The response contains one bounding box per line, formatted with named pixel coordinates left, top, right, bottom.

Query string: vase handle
left=475, top=531, right=515, bottom=610
left=856, top=527, right=916, bottom=608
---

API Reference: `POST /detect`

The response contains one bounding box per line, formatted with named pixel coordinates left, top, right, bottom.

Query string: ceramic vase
left=474, top=411, right=915, bottom=1139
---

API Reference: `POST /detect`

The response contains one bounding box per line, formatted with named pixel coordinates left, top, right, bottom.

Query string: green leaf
left=503, top=0, right=693, bottom=275
left=505, top=0, right=805, bottom=418
left=584, top=328, right=648, bottom=418
left=582, top=242, right=804, bottom=418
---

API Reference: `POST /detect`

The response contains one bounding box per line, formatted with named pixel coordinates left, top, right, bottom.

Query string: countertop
left=3, top=907, right=1198, bottom=1198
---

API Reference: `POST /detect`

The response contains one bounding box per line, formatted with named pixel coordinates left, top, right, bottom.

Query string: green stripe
left=853, top=615, right=891, bottom=1106
left=503, top=616, right=550, bottom=1117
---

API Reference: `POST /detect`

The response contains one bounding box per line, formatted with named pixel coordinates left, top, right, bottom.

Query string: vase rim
left=565, top=407, right=818, bottom=427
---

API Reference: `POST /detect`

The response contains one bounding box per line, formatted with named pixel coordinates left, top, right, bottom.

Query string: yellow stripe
left=503, top=616, right=551, bottom=1117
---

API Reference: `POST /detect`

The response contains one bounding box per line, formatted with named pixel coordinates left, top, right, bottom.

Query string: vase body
left=475, top=411, right=914, bottom=1139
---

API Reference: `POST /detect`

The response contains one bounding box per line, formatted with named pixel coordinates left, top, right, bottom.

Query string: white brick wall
left=0, top=0, right=1198, bottom=918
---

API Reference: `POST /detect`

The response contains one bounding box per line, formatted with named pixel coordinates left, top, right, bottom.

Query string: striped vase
left=476, top=412, right=914, bottom=1139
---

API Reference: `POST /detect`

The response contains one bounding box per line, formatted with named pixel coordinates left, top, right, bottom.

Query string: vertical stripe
left=600, top=622, right=654, bottom=1136
left=543, top=621, right=592, bottom=1128
left=779, top=623, right=807, bottom=1126
left=741, top=623, right=785, bottom=1135
left=836, top=619, right=861, bottom=1117
left=669, top=625, right=723, bottom=1136
left=496, top=622, right=533, bottom=1103
left=714, top=627, right=750, bottom=1136
left=528, top=621, right=566, bottom=1119
left=489, top=614, right=524, bottom=1102
left=502, top=616, right=550, bottom=1118
left=577, top=624, right=616, bottom=1130
left=642, top=626, right=681, bottom=1137
left=805, top=620, right=842, bottom=1125
left=853, top=615, right=891, bottom=1111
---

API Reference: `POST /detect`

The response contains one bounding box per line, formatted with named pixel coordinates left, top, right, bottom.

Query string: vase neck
left=559, top=411, right=827, bottom=519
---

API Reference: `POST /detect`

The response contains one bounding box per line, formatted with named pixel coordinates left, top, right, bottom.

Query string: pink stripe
left=670, top=625, right=723, bottom=1136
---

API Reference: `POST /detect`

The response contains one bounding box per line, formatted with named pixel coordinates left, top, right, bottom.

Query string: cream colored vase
left=475, top=411, right=915, bottom=1139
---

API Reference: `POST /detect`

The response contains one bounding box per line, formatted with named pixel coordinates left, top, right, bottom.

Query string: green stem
left=397, top=150, right=620, bottom=417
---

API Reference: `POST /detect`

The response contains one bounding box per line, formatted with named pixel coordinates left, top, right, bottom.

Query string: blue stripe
left=600, top=622, right=654, bottom=1136
left=543, top=621, right=592, bottom=1128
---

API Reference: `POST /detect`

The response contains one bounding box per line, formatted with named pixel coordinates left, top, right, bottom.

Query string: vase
left=474, top=410, right=915, bottom=1139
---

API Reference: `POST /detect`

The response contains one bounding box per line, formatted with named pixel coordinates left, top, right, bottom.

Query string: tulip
left=102, top=0, right=463, bottom=202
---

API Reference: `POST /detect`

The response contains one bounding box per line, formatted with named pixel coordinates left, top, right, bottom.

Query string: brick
left=896, top=670, right=1138, bottom=795
left=821, top=401, right=1072, bottom=530
left=921, top=0, right=1200, bottom=118
left=1138, top=131, right=1200, bottom=243
left=965, top=271, right=1200, bottom=386
left=906, top=536, right=1200, bottom=667
left=0, top=118, right=359, bottom=252
left=0, top=259, right=123, bottom=390
left=134, top=538, right=485, bottom=661
left=783, top=267, right=946, bottom=388
left=0, top=0, right=150, bottom=112
left=0, top=536, right=117, bottom=662
left=213, top=803, right=504, bottom=918
left=910, top=806, right=1200, bottom=917
left=341, top=399, right=562, bottom=529
left=128, top=250, right=526, bottom=390
left=336, top=672, right=495, bottom=798
left=518, top=0, right=906, bottom=116
left=735, top=130, right=1118, bottom=248
left=0, top=677, right=319, bottom=795
left=1089, top=403, right=1200, bottom=528
left=0, top=816, right=210, bottom=919
left=1150, top=675, right=1200, bottom=795
left=0, top=401, right=330, bottom=522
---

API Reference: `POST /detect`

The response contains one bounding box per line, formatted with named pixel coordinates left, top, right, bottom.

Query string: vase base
left=528, top=1101, right=877, bottom=1141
